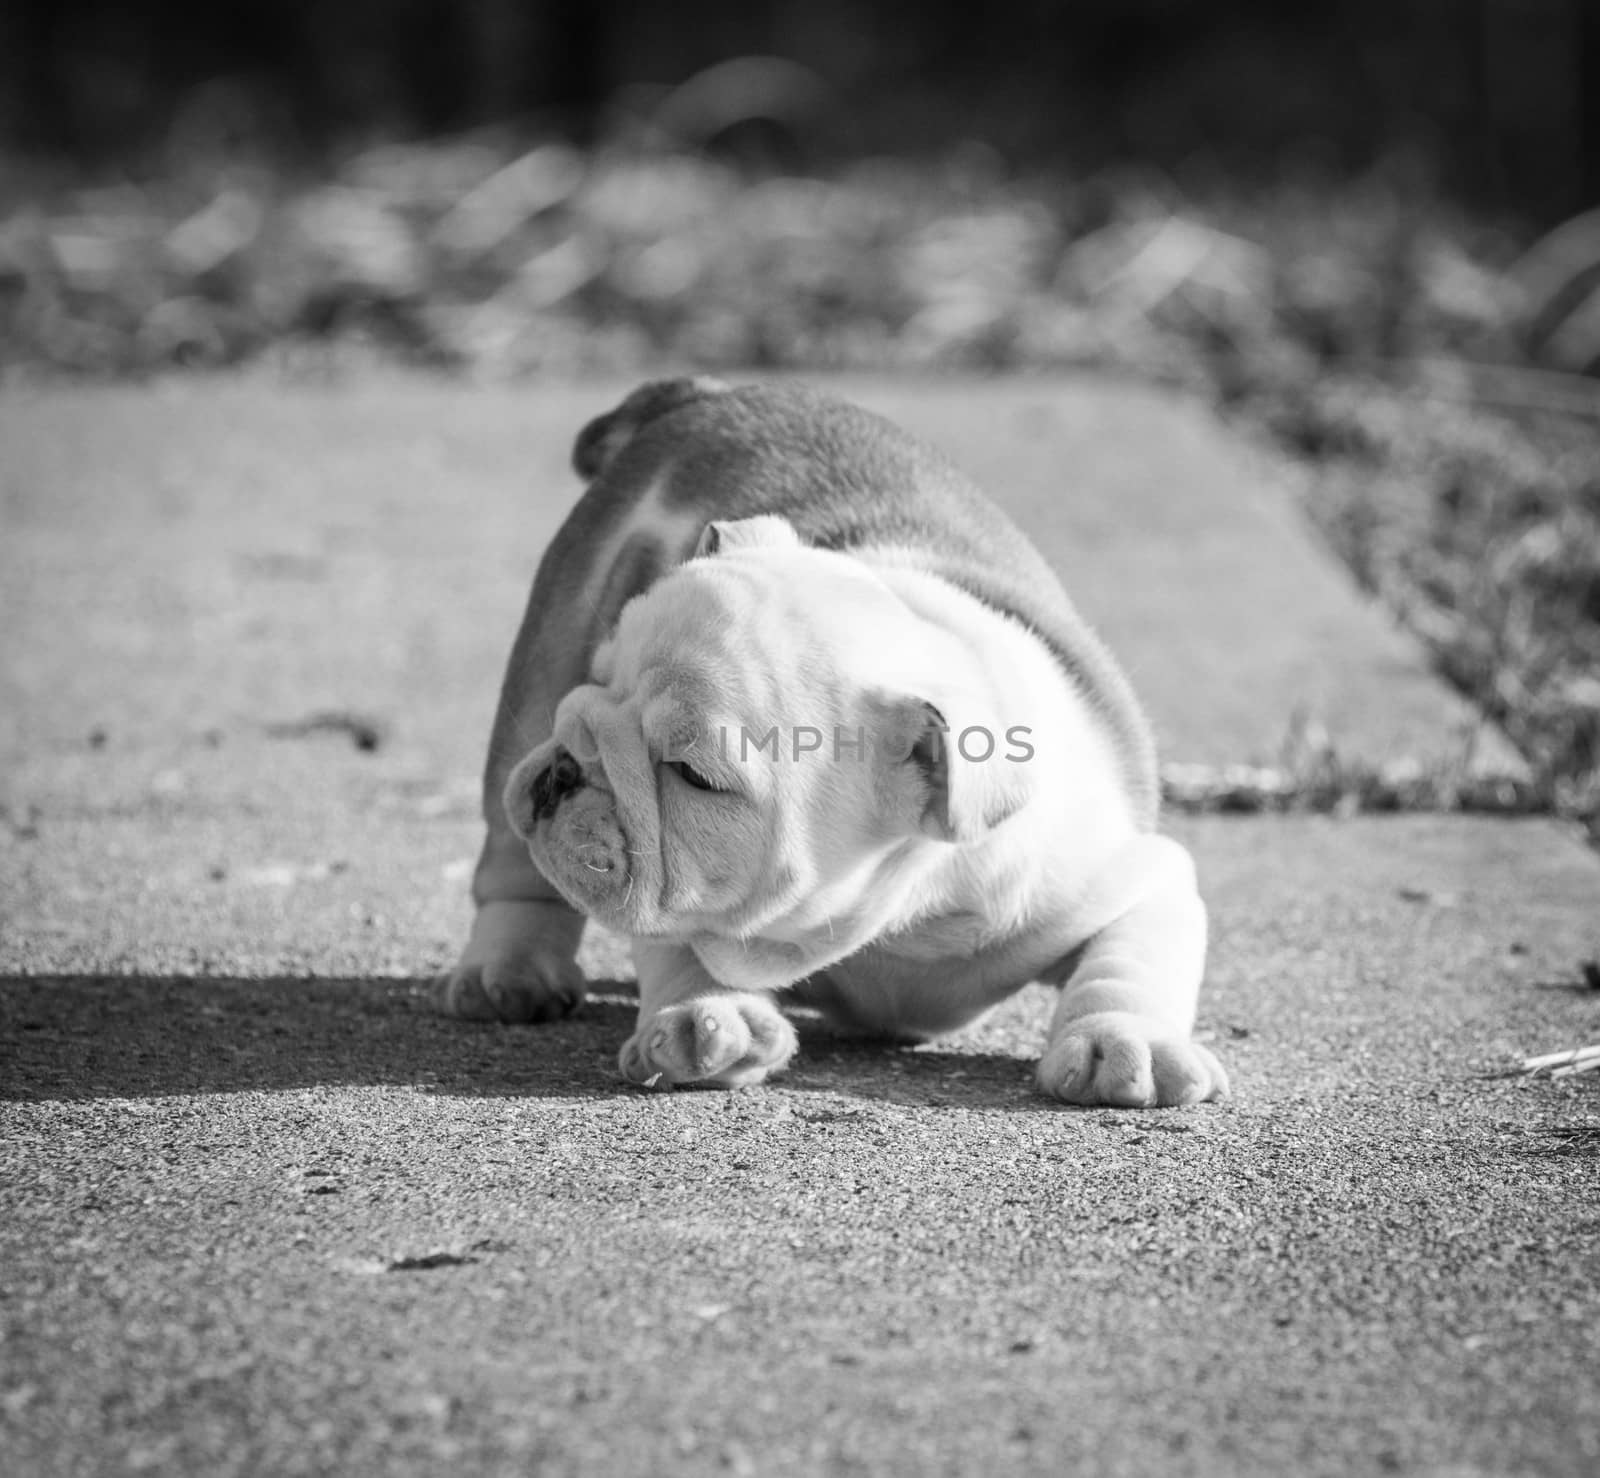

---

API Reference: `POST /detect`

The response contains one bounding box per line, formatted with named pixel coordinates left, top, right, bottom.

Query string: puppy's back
left=565, top=379, right=1160, bottom=825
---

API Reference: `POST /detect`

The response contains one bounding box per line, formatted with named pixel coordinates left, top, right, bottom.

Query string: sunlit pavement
left=3, top=376, right=1596, bottom=1477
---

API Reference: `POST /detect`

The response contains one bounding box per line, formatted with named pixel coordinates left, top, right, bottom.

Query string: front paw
left=620, top=995, right=797, bottom=1089
left=434, top=900, right=586, bottom=1023
left=1037, top=1011, right=1229, bottom=1108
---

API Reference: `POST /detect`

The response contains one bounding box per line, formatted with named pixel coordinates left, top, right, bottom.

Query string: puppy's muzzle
left=530, top=748, right=585, bottom=822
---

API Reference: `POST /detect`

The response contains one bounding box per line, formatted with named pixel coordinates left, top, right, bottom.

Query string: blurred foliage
left=4, top=1, right=1595, bottom=214
left=0, top=132, right=1575, bottom=380
left=0, top=121, right=1596, bottom=840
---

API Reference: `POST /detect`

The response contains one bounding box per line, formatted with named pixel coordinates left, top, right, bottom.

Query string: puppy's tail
left=572, top=377, right=731, bottom=482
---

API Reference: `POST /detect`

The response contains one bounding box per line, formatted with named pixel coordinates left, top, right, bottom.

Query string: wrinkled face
left=503, top=542, right=944, bottom=977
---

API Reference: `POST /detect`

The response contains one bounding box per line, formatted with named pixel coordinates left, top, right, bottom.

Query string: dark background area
left=2, top=0, right=1596, bottom=217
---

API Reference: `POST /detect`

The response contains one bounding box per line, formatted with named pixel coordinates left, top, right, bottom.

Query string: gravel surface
left=2, top=377, right=1595, bottom=1476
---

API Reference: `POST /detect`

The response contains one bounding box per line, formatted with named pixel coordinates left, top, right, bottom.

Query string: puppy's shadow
left=0, top=974, right=1053, bottom=1110
left=783, top=997, right=1055, bottom=1111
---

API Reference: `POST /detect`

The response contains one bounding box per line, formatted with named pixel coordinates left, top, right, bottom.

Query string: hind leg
left=436, top=522, right=598, bottom=1023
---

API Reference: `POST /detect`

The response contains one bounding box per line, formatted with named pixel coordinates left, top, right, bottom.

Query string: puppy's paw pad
left=621, top=996, right=797, bottom=1089
left=1037, top=1012, right=1228, bottom=1108
left=433, top=955, right=585, bottom=1024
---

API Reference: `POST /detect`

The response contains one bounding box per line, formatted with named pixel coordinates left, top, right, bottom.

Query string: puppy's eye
left=666, top=759, right=722, bottom=793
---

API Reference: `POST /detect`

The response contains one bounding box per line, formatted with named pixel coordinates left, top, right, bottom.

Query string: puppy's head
left=503, top=516, right=966, bottom=986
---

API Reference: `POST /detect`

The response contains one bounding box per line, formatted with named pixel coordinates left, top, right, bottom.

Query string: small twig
left=264, top=710, right=388, bottom=752
left=1521, top=1044, right=1600, bottom=1077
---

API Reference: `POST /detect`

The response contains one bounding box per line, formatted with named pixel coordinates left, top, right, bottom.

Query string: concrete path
left=2, top=377, right=1597, bottom=1477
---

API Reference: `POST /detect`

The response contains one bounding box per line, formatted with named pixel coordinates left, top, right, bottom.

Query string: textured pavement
left=2, top=377, right=1597, bottom=1477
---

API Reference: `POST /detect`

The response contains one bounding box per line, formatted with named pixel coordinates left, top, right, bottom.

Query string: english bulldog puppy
left=437, top=379, right=1228, bottom=1107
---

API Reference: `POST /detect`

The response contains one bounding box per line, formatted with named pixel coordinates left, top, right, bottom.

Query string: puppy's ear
left=694, top=515, right=803, bottom=558
left=572, top=377, right=730, bottom=482
left=872, top=696, right=962, bottom=841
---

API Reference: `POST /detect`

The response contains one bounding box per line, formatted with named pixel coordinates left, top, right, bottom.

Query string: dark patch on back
left=572, top=377, right=730, bottom=482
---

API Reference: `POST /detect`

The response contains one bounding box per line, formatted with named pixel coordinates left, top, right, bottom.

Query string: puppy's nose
left=530, top=748, right=585, bottom=822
